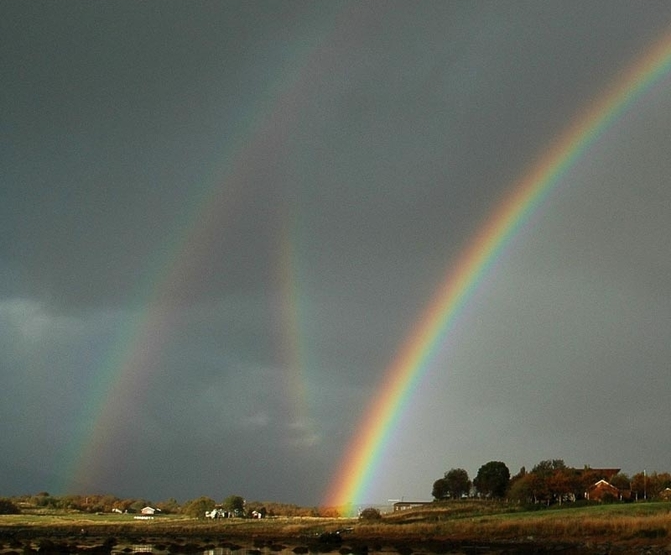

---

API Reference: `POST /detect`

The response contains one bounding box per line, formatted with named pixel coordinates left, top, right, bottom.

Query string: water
left=4, top=533, right=588, bottom=554
left=108, top=545, right=401, bottom=555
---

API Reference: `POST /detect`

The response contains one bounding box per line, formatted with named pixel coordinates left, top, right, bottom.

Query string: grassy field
left=362, top=501, right=671, bottom=543
left=2, top=501, right=671, bottom=552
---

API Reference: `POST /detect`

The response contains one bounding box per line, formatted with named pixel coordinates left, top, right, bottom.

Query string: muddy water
left=107, top=545, right=413, bottom=555
left=108, top=545, right=415, bottom=555
left=104, top=543, right=479, bottom=555
left=106, top=547, right=458, bottom=555
left=2, top=534, right=644, bottom=554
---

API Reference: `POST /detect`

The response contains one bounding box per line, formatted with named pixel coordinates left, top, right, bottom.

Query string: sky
left=1, top=1, right=670, bottom=507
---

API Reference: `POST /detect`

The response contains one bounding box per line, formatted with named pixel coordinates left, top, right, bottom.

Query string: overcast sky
left=2, top=1, right=671, bottom=507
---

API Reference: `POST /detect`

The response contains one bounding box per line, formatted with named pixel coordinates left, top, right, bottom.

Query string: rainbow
left=58, top=6, right=348, bottom=492
left=323, top=31, right=671, bottom=509
left=274, top=212, right=319, bottom=447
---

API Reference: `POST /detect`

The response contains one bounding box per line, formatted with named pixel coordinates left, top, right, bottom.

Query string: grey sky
left=1, top=1, right=670, bottom=506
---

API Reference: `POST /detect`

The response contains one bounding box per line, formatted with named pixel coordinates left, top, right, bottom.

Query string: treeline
left=433, top=459, right=671, bottom=505
left=4, top=492, right=178, bottom=515
left=0, top=492, right=338, bottom=517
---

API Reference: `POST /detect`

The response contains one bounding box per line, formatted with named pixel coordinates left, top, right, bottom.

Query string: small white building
left=141, top=506, right=161, bottom=515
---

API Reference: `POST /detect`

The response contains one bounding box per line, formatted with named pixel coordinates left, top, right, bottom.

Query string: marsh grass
left=359, top=501, right=671, bottom=545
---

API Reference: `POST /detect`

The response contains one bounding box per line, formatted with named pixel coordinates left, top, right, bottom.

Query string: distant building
left=141, top=506, right=161, bottom=515
left=392, top=501, right=432, bottom=512
left=586, top=479, right=619, bottom=501
left=659, top=488, right=671, bottom=501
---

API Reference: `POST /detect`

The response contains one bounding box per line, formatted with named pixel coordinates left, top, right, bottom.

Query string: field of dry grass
left=355, top=501, right=671, bottom=552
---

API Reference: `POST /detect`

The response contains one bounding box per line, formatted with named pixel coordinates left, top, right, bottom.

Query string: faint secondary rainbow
left=58, top=6, right=348, bottom=493
left=324, top=30, right=671, bottom=508
left=274, top=212, right=319, bottom=448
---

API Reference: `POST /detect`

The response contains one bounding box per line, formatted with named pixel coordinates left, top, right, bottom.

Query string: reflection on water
left=10, top=537, right=581, bottom=555
left=111, top=545, right=400, bottom=555
left=127, top=546, right=155, bottom=553
left=203, top=550, right=279, bottom=555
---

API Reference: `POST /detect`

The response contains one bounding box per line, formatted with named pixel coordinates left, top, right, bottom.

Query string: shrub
left=359, top=507, right=382, bottom=520
left=0, top=498, right=20, bottom=514
left=181, top=496, right=215, bottom=518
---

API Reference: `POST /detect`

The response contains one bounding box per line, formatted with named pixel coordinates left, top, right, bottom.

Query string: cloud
left=1, top=1, right=671, bottom=505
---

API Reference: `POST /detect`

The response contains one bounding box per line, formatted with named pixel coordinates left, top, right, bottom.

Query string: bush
left=0, top=498, right=20, bottom=514
left=359, top=507, right=382, bottom=520
left=182, top=496, right=215, bottom=518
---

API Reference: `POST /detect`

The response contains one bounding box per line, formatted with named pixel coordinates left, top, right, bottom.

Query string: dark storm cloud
left=2, top=1, right=671, bottom=505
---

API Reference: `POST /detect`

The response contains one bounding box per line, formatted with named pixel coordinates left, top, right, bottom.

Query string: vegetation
left=2, top=492, right=337, bottom=519
left=432, top=468, right=470, bottom=500
left=181, top=496, right=216, bottom=518
left=2, top=456, right=671, bottom=553
left=2, top=500, right=671, bottom=552
left=433, top=459, right=671, bottom=505
left=359, top=507, right=382, bottom=520
left=378, top=501, right=671, bottom=547
left=0, top=498, right=20, bottom=514
left=473, top=461, right=510, bottom=498
left=222, top=494, right=245, bottom=515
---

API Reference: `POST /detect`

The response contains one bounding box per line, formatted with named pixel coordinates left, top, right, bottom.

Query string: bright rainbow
left=323, top=31, right=671, bottom=509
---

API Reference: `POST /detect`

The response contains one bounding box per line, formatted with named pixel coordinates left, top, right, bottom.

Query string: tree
left=432, top=478, right=449, bottom=501
left=546, top=469, right=572, bottom=504
left=474, top=461, right=510, bottom=498
left=508, top=473, right=534, bottom=504
left=610, top=473, right=631, bottom=493
left=631, top=472, right=647, bottom=500
left=182, top=496, right=216, bottom=518
left=531, top=459, right=566, bottom=475
left=528, top=459, right=574, bottom=504
left=647, top=472, right=671, bottom=499
left=222, top=495, right=245, bottom=516
left=156, top=498, right=180, bottom=514
left=0, top=498, right=20, bottom=514
left=631, top=471, right=671, bottom=500
left=359, top=507, right=382, bottom=520
left=444, top=468, right=471, bottom=499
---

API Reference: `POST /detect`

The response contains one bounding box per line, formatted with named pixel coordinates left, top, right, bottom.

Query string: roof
left=588, top=479, right=618, bottom=490
left=392, top=501, right=432, bottom=510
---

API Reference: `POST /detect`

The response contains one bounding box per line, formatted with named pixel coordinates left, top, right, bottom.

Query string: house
left=392, top=501, right=432, bottom=512
left=659, top=488, right=671, bottom=501
left=586, top=479, right=619, bottom=501
left=141, top=506, right=161, bottom=515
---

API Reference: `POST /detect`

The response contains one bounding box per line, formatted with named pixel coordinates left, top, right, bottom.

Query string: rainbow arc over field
left=58, top=9, right=345, bottom=492
left=323, top=31, right=671, bottom=509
